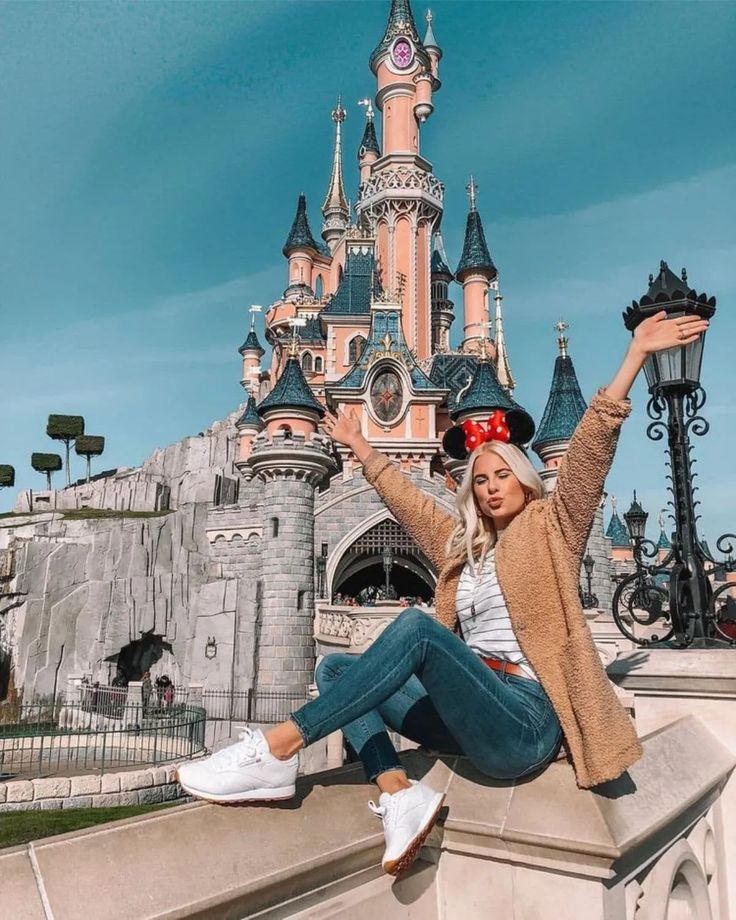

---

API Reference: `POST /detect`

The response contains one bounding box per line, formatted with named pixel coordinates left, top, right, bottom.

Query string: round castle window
left=370, top=370, right=403, bottom=423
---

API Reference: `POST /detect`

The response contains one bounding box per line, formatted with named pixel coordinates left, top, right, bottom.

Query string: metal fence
left=0, top=695, right=205, bottom=780
left=201, top=688, right=310, bottom=724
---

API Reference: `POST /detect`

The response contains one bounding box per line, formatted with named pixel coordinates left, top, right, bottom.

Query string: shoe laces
left=368, top=796, right=398, bottom=830
left=212, top=727, right=262, bottom=771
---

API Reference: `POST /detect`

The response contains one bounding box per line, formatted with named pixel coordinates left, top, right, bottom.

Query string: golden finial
left=331, top=96, right=347, bottom=125
left=554, top=319, right=569, bottom=357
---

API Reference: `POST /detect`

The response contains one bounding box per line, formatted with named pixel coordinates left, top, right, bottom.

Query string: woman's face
left=471, top=450, right=528, bottom=530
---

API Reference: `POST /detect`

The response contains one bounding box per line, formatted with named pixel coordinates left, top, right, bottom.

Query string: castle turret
left=606, top=497, right=631, bottom=554
left=357, top=99, right=380, bottom=185
left=531, top=321, right=587, bottom=491
left=456, top=178, right=497, bottom=354
left=283, top=193, right=320, bottom=299
left=321, top=100, right=350, bottom=251
left=238, top=306, right=266, bottom=395
left=422, top=9, right=442, bottom=79
left=430, top=230, right=454, bottom=353
left=234, top=395, right=264, bottom=472
left=248, top=342, right=336, bottom=703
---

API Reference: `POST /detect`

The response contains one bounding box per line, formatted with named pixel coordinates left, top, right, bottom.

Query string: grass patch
left=61, top=509, right=173, bottom=521
left=0, top=801, right=180, bottom=849
left=0, top=512, right=18, bottom=519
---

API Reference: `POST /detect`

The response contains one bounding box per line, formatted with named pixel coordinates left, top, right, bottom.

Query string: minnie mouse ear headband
left=442, top=407, right=536, bottom=461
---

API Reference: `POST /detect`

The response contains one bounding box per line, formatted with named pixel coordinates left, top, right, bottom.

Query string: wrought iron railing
left=0, top=694, right=205, bottom=780
left=201, top=688, right=310, bottom=724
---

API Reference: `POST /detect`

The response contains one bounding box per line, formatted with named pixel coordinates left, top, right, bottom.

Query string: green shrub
left=75, top=435, right=105, bottom=457
left=31, top=453, right=62, bottom=473
left=0, top=465, right=14, bottom=487
left=46, top=415, right=85, bottom=440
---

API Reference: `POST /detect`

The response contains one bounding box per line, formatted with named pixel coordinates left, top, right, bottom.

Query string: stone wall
left=0, top=764, right=185, bottom=813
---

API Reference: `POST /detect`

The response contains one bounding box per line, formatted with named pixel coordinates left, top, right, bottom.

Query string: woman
left=177, top=310, right=708, bottom=876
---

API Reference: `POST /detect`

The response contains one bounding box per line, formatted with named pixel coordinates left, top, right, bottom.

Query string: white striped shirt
left=455, top=548, right=538, bottom=681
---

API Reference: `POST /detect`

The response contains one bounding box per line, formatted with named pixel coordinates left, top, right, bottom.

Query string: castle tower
left=430, top=230, right=454, bottom=352
left=238, top=306, right=265, bottom=394
left=357, top=100, right=380, bottom=185
left=456, top=177, right=497, bottom=354
left=248, top=350, right=336, bottom=700
left=321, top=100, right=350, bottom=252
left=283, top=193, right=320, bottom=299
left=531, top=321, right=587, bottom=491
left=357, top=0, right=443, bottom=361
left=492, top=282, right=515, bottom=395
left=234, top=395, right=264, bottom=472
left=606, top=496, right=633, bottom=562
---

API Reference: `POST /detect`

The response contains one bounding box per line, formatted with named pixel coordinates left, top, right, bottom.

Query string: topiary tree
left=75, top=435, right=105, bottom=483
left=31, top=453, right=62, bottom=490
left=46, top=415, right=84, bottom=486
left=0, top=465, right=15, bottom=489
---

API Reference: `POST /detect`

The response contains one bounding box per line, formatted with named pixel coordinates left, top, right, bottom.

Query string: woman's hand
left=632, top=309, right=709, bottom=357
left=322, top=408, right=362, bottom=449
left=605, top=309, right=709, bottom=403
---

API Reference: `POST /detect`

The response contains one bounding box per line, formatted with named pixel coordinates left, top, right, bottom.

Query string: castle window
left=314, top=356, right=323, bottom=373
left=302, top=352, right=313, bottom=373
left=297, top=590, right=305, bottom=610
left=271, top=517, right=279, bottom=538
left=315, top=275, right=323, bottom=299
left=348, top=335, right=367, bottom=365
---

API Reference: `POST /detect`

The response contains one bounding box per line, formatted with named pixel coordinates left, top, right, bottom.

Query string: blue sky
left=1, top=0, right=735, bottom=548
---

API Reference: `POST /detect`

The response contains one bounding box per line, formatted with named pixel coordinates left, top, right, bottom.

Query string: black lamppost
left=613, top=261, right=735, bottom=647
left=315, top=553, right=327, bottom=599
left=382, top=545, right=394, bottom=598
left=579, top=554, right=599, bottom=609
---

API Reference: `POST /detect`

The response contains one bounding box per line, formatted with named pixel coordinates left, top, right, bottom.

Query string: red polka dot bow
left=461, top=410, right=511, bottom=452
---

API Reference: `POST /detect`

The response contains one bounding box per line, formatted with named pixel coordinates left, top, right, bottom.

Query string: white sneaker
left=368, top=780, right=445, bottom=876
left=176, top=727, right=297, bottom=803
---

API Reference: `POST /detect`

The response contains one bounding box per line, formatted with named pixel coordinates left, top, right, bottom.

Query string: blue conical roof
left=606, top=512, right=630, bottom=548
left=236, top=395, right=263, bottom=430
left=657, top=527, right=672, bottom=550
left=359, top=118, right=380, bottom=158
left=451, top=360, right=516, bottom=419
left=283, top=193, right=320, bottom=257
left=370, top=1, right=426, bottom=71
left=257, top=357, right=325, bottom=418
left=455, top=209, right=496, bottom=281
left=532, top=356, right=587, bottom=454
left=238, top=329, right=265, bottom=356
left=431, top=233, right=453, bottom=279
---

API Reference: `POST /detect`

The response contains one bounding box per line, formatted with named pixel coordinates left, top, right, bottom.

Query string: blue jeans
left=291, top=608, right=562, bottom=783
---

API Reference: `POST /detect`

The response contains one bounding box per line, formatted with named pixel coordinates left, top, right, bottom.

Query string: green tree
left=31, top=453, right=62, bottom=490
left=0, top=465, right=15, bottom=489
left=75, top=435, right=105, bottom=483
left=46, top=415, right=84, bottom=487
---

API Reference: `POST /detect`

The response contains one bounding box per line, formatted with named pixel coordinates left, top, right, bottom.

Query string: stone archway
left=331, top=517, right=436, bottom=603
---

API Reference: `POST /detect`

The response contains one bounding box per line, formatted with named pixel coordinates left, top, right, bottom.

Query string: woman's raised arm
left=548, top=310, right=709, bottom=559
left=322, top=409, right=456, bottom=568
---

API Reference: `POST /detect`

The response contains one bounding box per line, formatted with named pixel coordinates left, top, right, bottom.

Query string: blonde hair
left=445, top=441, right=546, bottom=568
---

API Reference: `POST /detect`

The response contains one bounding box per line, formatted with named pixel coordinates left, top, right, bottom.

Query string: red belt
left=481, top=656, right=530, bottom=680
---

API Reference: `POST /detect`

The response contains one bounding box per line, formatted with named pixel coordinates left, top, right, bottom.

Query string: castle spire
left=321, top=98, right=350, bottom=250
left=456, top=178, right=495, bottom=280
left=532, top=323, right=587, bottom=460
left=283, top=193, right=320, bottom=257
left=493, top=283, right=515, bottom=395
left=423, top=9, right=440, bottom=51
left=370, top=0, right=423, bottom=72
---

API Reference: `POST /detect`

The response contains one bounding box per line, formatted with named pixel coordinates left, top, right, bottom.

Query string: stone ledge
left=0, top=716, right=732, bottom=920
left=609, top=649, right=736, bottom=695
